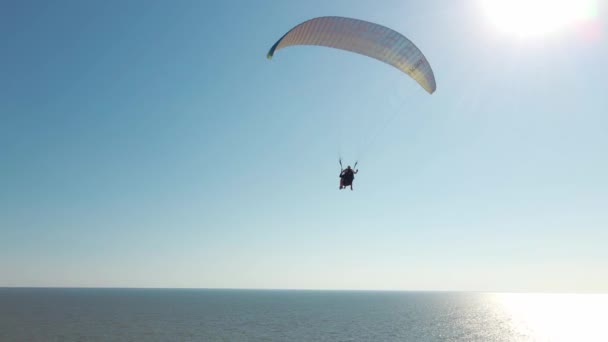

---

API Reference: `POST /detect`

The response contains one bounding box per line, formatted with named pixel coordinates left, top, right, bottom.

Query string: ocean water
left=0, top=289, right=606, bottom=341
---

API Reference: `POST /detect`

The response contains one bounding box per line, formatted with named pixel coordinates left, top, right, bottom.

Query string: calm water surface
left=1, top=288, right=606, bottom=341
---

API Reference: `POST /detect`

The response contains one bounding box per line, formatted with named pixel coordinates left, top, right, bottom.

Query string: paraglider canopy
left=267, top=16, right=436, bottom=94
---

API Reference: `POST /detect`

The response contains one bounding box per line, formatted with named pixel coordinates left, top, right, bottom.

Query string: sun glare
left=480, top=0, right=598, bottom=38
left=494, top=294, right=608, bottom=341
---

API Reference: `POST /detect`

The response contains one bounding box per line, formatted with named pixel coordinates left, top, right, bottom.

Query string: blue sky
left=1, top=0, right=606, bottom=292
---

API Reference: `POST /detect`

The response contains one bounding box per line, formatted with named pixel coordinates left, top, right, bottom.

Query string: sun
left=480, top=0, right=597, bottom=38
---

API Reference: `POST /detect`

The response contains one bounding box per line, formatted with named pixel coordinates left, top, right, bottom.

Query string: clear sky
left=1, top=0, right=606, bottom=292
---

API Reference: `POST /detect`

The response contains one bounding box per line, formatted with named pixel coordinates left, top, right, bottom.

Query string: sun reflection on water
left=491, top=293, right=608, bottom=341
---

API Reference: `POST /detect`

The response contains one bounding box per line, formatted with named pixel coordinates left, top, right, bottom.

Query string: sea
left=1, top=288, right=606, bottom=341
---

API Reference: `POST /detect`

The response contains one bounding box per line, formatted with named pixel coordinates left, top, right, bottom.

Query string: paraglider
left=267, top=16, right=436, bottom=93
left=267, top=16, right=436, bottom=190
left=339, top=159, right=358, bottom=190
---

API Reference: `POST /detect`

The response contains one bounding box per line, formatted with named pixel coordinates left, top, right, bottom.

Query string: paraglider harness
left=339, top=159, right=358, bottom=187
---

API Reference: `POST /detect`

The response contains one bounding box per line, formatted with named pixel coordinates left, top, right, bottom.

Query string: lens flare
left=480, top=0, right=598, bottom=38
